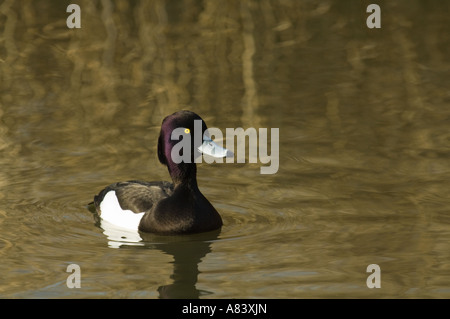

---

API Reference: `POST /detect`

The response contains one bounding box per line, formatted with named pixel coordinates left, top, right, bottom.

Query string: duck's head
left=157, top=110, right=229, bottom=184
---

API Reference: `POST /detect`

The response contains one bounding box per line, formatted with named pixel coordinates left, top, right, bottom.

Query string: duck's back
left=94, top=181, right=174, bottom=229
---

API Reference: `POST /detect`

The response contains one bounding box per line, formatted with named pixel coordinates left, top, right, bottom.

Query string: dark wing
left=93, top=180, right=174, bottom=214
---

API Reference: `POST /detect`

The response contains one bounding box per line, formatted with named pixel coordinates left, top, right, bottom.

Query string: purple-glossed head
left=157, top=111, right=230, bottom=181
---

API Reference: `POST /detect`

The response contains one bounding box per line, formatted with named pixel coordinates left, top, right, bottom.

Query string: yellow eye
left=184, top=128, right=190, bottom=134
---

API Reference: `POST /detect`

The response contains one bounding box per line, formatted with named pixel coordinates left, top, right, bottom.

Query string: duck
left=92, top=110, right=230, bottom=235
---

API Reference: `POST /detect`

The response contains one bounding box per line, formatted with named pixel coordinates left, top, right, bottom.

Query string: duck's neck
left=167, top=161, right=199, bottom=190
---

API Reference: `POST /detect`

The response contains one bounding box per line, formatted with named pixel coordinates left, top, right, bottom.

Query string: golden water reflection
left=0, top=1, right=449, bottom=298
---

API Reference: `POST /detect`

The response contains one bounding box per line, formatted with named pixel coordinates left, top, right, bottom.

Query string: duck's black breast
left=94, top=180, right=174, bottom=214
left=138, top=185, right=223, bottom=234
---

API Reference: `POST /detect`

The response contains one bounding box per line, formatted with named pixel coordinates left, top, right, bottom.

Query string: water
left=1, top=1, right=449, bottom=298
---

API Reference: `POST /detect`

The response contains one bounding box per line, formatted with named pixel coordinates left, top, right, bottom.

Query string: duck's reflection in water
left=100, top=218, right=219, bottom=299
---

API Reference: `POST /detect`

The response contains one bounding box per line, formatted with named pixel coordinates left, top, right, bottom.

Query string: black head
left=157, top=111, right=208, bottom=185
left=157, top=110, right=230, bottom=185
left=158, top=110, right=208, bottom=164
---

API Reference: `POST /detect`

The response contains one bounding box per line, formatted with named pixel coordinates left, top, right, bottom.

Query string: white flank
left=99, top=191, right=145, bottom=230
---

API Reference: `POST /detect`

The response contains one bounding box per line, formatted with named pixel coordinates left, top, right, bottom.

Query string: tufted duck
left=93, top=110, right=230, bottom=234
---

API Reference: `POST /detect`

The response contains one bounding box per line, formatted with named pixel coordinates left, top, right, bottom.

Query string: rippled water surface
left=1, top=1, right=449, bottom=298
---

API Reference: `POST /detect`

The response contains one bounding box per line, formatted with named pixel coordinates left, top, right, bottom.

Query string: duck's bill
left=198, top=139, right=233, bottom=158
